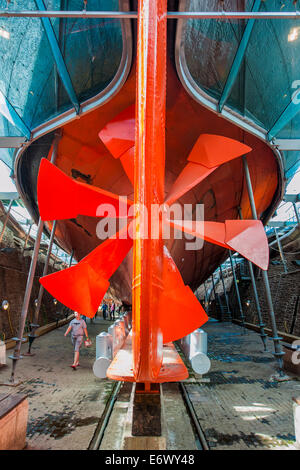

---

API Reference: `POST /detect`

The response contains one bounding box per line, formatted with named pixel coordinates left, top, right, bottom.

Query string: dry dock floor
left=0, top=317, right=299, bottom=450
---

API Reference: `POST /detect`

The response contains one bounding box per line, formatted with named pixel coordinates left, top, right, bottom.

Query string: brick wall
left=0, top=228, right=70, bottom=341
left=229, top=252, right=300, bottom=337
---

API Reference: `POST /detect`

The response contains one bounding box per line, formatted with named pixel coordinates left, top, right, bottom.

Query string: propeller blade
left=188, top=134, right=252, bottom=168
left=37, top=158, right=132, bottom=221
left=40, top=264, right=110, bottom=318
left=225, top=220, right=269, bottom=271
left=165, top=134, right=252, bottom=205
left=99, top=105, right=135, bottom=185
left=40, top=228, right=133, bottom=317
left=158, top=248, right=208, bottom=343
left=165, top=163, right=216, bottom=206
left=166, top=219, right=228, bottom=249
left=166, top=219, right=268, bottom=270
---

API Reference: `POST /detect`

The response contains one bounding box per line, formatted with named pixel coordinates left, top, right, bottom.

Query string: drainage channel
left=179, top=382, right=209, bottom=450
left=88, top=380, right=124, bottom=450
left=88, top=378, right=209, bottom=451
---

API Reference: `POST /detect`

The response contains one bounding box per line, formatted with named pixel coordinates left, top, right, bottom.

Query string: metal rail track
left=179, top=382, right=210, bottom=451
left=88, top=375, right=209, bottom=450
left=88, top=380, right=123, bottom=450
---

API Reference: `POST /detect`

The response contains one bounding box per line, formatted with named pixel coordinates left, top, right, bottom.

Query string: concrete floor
left=0, top=316, right=114, bottom=450
left=188, top=319, right=300, bottom=450
left=0, top=316, right=299, bottom=450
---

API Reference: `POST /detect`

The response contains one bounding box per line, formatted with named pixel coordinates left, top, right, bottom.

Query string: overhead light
left=0, top=28, right=10, bottom=40
left=288, top=27, right=300, bottom=42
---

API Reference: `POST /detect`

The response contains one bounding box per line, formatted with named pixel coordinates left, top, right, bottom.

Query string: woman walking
left=64, top=311, right=89, bottom=369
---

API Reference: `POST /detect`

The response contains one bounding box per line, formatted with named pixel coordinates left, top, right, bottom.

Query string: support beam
left=284, top=194, right=300, bottom=204
left=203, top=281, right=208, bottom=307
left=69, top=249, right=74, bottom=267
left=267, top=221, right=297, bottom=228
left=9, top=218, right=44, bottom=383
left=0, top=136, right=27, bottom=148
left=219, top=265, right=231, bottom=319
left=293, top=203, right=300, bottom=226
left=219, top=0, right=261, bottom=112
left=8, top=133, right=61, bottom=385
left=211, top=274, right=216, bottom=300
left=25, top=221, right=57, bottom=355
left=34, top=0, right=80, bottom=114
left=1, top=10, right=300, bottom=20
left=0, top=199, right=14, bottom=243
left=0, top=192, right=19, bottom=201
left=229, top=250, right=245, bottom=331
left=268, top=101, right=300, bottom=141
left=242, top=156, right=285, bottom=375
left=274, top=139, right=300, bottom=151
left=22, top=222, right=33, bottom=254
left=248, top=262, right=268, bottom=351
left=274, top=228, right=288, bottom=274
left=0, top=91, right=31, bottom=139
left=238, top=207, right=268, bottom=351
left=52, top=246, right=59, bottom=269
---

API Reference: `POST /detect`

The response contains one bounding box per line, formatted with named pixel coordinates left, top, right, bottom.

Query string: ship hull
left=15, top=54, right=281, bottom=306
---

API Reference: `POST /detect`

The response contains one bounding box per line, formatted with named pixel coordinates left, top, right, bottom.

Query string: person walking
left=110, top=302, right=115, bottom=321
left=64, top=311, right=89, bottom=369
left=101, top=302, right=108, bottom=320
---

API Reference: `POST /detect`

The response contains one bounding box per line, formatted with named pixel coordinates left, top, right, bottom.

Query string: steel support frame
left=235, top=213, right=268, bottom=352
left=242, top=156, right=285, bottom=373
left=219, top=0, right=261, bottom=112
left=8, top=133, right=61, bottom=384
left=1, top=10, right=300, bottom=20
left=34, top=0, right=80, bottom=114
left=293, top=203, right=300, bottom=225
left=0, top=137, right=27, bottom=148
left=0, top=90, right=31, bottom=139
left=274, top=228, right=288, bottom=274
left=52, top=246, right=59, bottom=269
left=268, top=100, right=300, bottom=141
left=211, top=274, right=216, bottom=300
left=229, top=250, right=246, bottom=331
left=9, top=217, right=44, bottom=383
left=211, top=272, right=222, bottom=312
left=203, top=281, right=208, bottom=307
left=0, top=199, right=14, bottom=244
left=219, top=265, right=231, bottom=320
left=26, top=220, right=57, bottom=355
left=22, top=222, right=33, bottom=254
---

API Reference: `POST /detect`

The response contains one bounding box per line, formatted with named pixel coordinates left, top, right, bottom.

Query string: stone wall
left=229, top=252, right=300, bottom=337
left=0, top=225, right=69, bottom=341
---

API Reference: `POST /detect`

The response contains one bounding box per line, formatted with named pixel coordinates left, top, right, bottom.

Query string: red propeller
left=37, top=158, right=132, bottom=220
left=37, top=105, right=268, bottom=344
left=40, top=226, right=132, bottom=318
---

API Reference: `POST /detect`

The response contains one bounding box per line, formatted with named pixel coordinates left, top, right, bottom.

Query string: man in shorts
left=64, top=311, right=89, bottom=369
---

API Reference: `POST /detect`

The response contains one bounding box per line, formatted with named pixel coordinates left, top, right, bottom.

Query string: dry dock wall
left=0, top=228, right=69, bottom=341
left=229, top=252, right=300, bottom=337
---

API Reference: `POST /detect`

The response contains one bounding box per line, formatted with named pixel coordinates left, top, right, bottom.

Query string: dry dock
left=0, top=317, right=299, bottom=450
